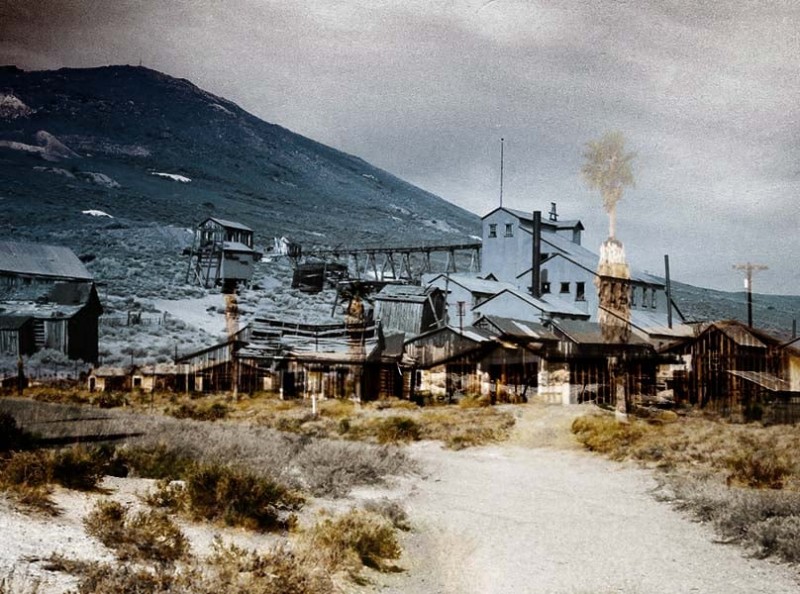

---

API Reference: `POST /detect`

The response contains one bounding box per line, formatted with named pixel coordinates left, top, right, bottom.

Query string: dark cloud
left=1, top=0, right=799, bottom=293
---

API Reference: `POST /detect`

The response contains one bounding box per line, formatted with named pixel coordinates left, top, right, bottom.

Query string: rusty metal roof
left=0, top=241, right=92, bottom=280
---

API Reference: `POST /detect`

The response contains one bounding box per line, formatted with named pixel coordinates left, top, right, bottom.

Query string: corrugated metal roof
left=539, top=233, right=663, bottom=286
left=552, top=319, right=650, bottom=346
left=0, top=241, right=92, bottom=280
left=427, top=273, right=515, bottom=295
left=474, top=288, right=590, bottom=318
left=478, top=315, right=558, bottom=340
left=206, top=217, right=253, bottom=232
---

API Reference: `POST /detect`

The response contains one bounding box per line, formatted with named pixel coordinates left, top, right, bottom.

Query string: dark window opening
left=576, top=282, right=586, bottom=301
left=541, top=282, right=551, bottom=294
left=489, top=224, right=497, bottom=238
left=560, top=282, right=570, bottom=294
left=504, top=223, right=514, bottom=237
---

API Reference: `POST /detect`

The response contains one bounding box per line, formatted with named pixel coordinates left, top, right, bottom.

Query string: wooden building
left=0, top=315, right=35, bottom=357
left=543, top=319, right=657, bottom=406
left=664, top=321, right=800, bottom=420
left=236, top=317, right=392, bottom=401
left=373, top=284, right=445, bottom=337
left=186, top=218, right=262, bottom=288
left=0, top=241, right=102, bottom=363
left=175, top=336, right=252, bottom=393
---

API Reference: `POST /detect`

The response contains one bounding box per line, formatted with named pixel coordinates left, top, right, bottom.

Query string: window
left=488, top=224, right=497, bottom=238
left=650, top=289, right=657, bottom=309
left=504, top=223, right=514, bottom=237
left=560, top=282, right=570, bottom=294
left=541, top=282, right=551, bottom=294
left=630, top=285, right=637, bottom=307
left=576, top=282, right=585, bottom=301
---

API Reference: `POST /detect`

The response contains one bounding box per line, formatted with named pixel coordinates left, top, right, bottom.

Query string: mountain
left=0, top=64, right=480, bottom=249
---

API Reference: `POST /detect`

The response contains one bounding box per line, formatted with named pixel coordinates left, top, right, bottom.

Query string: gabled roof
left=0, top=241, right=92, bottom=280
left=705, top=321, right=768, bottom=349
left=0, top=281, right=99, bottom=319
left=551, top=319, right=650, bottom=346
left=375, top=284, right=439, bottom=304
left=426, top=273, right=515, bottom=295
left=203, top=217, right=253, bottom=232
left=473, top=288, right=590, bottom=318
left=537, top=234, right=664, bottom=286
left=406, top=323, right=498, bottom=346
left=476, top=315, right=558, bottom=341
left=482, top=207, right=584, bottom=231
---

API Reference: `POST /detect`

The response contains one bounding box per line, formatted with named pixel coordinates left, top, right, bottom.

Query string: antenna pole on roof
left=733, top=262, right=768, bottom=328
left=499, top=138, right=504, bottom=208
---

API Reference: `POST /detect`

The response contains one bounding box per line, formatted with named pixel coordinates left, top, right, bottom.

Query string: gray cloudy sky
left=2, top=0, right=799, bottom=293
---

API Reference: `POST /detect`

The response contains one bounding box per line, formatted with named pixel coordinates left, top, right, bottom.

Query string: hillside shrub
left=51, top=445, right=105, bottom=490
left=725, top=436, right=792, bottom=489
left=169, top=402, right=229, bottom=422
left=376, top=416, right=420, bottom=444
left=362, top=498, right=411, bottom=531
left=185, top=463, right=303, bottom=531
left=112, top=443, right=193, bottom=480
left=571, top=414, right=648, bottom=460
left=84, top=500, right=188, bottom=565
left=304, top=509, right=401, bottom=573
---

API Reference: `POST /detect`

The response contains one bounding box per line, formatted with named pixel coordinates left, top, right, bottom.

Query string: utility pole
left=499, top=138, right=504, bottom=207
left=733, top=263, right=768, bottom=328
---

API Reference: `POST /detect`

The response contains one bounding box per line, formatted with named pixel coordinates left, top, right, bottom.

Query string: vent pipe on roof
left=532, top=211, right=542, bottom=299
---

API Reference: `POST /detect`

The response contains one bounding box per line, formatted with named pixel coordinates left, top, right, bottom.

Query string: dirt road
left=369, top=407, right=800, bottom=594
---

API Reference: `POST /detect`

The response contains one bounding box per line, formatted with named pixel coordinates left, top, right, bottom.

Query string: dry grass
left=573, top=408, right=800, bottom=563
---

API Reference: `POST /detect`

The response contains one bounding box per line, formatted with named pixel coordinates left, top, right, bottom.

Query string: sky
left=2, top=0, right=799, bottom=293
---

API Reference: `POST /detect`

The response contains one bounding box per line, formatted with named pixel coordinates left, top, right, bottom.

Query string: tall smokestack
left=532, top=211, right=542, bottom=298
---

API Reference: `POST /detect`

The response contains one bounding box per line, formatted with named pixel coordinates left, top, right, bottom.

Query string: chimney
left=548, top=202, right=558, bottom=221
left=532, top=211, right=542, bottom=298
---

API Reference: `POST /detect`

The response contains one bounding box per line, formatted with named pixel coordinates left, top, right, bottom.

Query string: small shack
left=373, top=284, right=445, bottom=337
left=186, top=218, right=262, bottom=288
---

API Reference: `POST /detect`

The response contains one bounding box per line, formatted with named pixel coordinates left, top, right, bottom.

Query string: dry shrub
left=200, top=541, right=333, bottom=594
left=376, top=416, right=420, bottom=444
left=112, top=443, right=193, bottom=480
left=184, top=463, right=303, bottom=531
left=169, top=402, right=229, bottom=422
left=144, top=479, right=186, bottom=511
left=84, top=500, right=188, bottom=564
left=63, top=541, right=334, bottom=594
left=1, top=450, right=51, bottom=487
left=69, top=563, right=175, bottom=594
left=418, top=407, right=515, bottom=450
left=663, top=475, right=800, bottom=563
left=571, top=414, right=649, bottom=460
left=294, top=439, right=411, bottom=497
left=725, top=435, right=793, bottom=489
left=457, top=394, right=491, bottom=408
left=362, top=498, right=411, bottom=531
left=747, top=516, right=800, bottom=561
left=318, top=399, right=356, bottom=418
left=51, top=445, right=105, bottom=490
left=303, top=509, right=401, bottom=573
